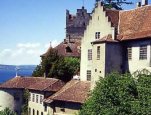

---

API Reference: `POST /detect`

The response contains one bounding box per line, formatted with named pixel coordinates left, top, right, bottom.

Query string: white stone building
left=80, top=1, right=151, bottom=88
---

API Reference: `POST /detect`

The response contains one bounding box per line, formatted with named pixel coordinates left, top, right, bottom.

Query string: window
left=88, top=49, right=92, bottom=60
left=60, top=108, right=65, bottom=112
left=95, top=32, right=100, bottom=39
left=44, top=105, right=47, bottom=112
left=40, top=95, right=43, bottom=104
left=29, top=108, right=31, bottom=115
left=87, top=70, right=91, bottom=81
left=32, top=94, right=35, bottom=102
left=66, top=46, right=72, bottom=53
left=139, top=45, right=147, bottom=60
left=97, top=46, right=100, bottom=60
left=29, top=93, right=31, bottom=101
left=41, top=112, right=43, bottom=115
left=127, top=47, right=132, bottom=60
left=36, top=95, right=38, bottom=103
left=33, top=109, right=35, bottom=115
left=37, top=110, right=39, bottom=115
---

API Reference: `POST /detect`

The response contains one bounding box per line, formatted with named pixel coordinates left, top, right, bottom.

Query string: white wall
left=80, top=2, right=114, bottom=85
left=91, top=43, right=106, bottom=88
left=28, top=91, right=53, bottom=115
left=125, top=40, right=151, bottom=74
left=0, top=89, right=23, bottom=115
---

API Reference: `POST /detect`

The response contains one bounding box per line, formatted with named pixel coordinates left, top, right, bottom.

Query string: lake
left=0, top=69, right=34, bottom=83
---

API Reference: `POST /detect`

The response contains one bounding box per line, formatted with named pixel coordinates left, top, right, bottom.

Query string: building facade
left=80, top=1, right=151, bottom=88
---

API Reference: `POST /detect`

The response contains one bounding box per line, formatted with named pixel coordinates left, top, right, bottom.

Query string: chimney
left=137, top=2, right=141, bottom=7
left=142, top=0, right=148, bottom=6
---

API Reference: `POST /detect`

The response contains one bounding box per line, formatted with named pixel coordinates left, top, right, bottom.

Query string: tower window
left=88, top=49, right=92, bottom=60
left=95, top=32, right=100, bottom=39
left=97, top=46, right=100, bottom=60
left=87, top=70, right=91, bottom=81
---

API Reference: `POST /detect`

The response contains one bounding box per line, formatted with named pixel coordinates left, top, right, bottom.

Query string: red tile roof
left=55, top=41, right=80, bottom=57
left=118, top=5, right=151, bottom=41
left=27, top=78, right=65, bottom=92
left=41, top=40, right=81, bottom=58
left=44, top=80, right=90, bottom=104
left=0, top=76, right=64, bottom=92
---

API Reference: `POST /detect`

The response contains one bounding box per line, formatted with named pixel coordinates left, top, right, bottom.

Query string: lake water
left=0, top=69, right=34, bottom=83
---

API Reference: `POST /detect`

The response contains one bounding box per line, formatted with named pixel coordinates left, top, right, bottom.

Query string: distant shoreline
left=0, top=65, right=36, bottom=83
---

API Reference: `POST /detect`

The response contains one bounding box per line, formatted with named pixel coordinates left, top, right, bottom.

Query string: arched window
left=29, top=108, right=31, bottom=115
left=41, top=112, right=43, bottom=115
left=33, top=109, right=35, bottom=115
left=37, top=110, right=39, bottom=115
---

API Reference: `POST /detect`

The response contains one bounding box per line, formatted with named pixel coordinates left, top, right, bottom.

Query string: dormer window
left=95, top=32, right=100, bottom=39
left=66, top=46, right=72, bottom=53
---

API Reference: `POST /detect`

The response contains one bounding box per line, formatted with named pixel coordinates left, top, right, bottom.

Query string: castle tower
left=66, top=7, right=91, bottom=41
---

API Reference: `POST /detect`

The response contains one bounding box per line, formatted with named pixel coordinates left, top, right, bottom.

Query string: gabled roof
left=44, top=80, right=90, bottom=104
left=118, top=5, right=151, bottom=41
left=41, top=40, right=81, bottom=58
left=0, top=76, right=65, bottom=92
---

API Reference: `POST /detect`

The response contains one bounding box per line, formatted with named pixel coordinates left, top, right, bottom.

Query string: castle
left=41, top=6, right=91, bottom=58
left=1, top=0, right=151, bottom=115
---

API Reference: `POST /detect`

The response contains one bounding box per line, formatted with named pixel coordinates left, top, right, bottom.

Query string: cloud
left=0, top=40, right=61, bottom=65
left=44, top=40, right=60, bottom=49
left=17, top=43, right=40, bottom=49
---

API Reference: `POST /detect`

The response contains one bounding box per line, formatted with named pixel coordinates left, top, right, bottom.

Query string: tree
left=32, top=48, right=80, bottom=82
left=131, top=74, right=151, bottom=114
left=80, top=73, right=151, bottom=115
left=21, top=89, right=29, bottom=115
left=100, top=0, right=133, bottom=10
left=49, top=57, right=80, bottom=82
left=0, top=108, right=16, bottom=115
left=32, top=48, right=60, bottom=77
left=79, top=73, right=138, bottom=115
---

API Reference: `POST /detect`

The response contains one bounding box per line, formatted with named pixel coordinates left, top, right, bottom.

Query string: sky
left=0, top=0, right=150, bottom=65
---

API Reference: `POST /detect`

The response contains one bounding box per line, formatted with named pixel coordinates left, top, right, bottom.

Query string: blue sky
left=0, top=0, right=150, bottom=65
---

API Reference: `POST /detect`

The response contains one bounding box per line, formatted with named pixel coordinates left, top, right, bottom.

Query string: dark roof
left=41, top=40, right=81, bottom=58
left=0, top=76, right=64, bottom=92
left=118, top=5, right=151, bottom=41
left=44, top=80, right=90, bottom=104
left=92, top=34, right=118, bottom=44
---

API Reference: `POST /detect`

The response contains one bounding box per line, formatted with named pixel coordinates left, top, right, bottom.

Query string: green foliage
left=48, top=57, right=80, bottom=82
left=80, top=73, right=151, bottom=115
left=21, top=89, right=29, bottom=115
left=101, top=0, right=133, bottom=10
left=0, top=108, right=16, bottom=115
left=32, top=48, right=80, bottom=82
left=132, top=74, right=151, bottom=115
